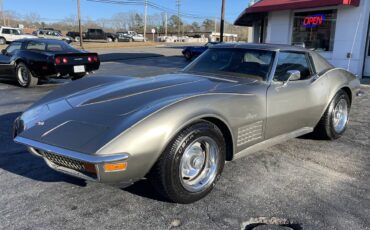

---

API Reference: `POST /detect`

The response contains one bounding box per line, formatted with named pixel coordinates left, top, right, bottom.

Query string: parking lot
left=0, top=46, right=370, bottom=230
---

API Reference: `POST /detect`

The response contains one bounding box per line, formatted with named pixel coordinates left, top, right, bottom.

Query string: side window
left=6, top=42, right=22, bottom=54
left=274, top=52, right=312, bottom=81
left=12, top=29, right=21, bottom=35
left=2, top=29, right=10, bottom=34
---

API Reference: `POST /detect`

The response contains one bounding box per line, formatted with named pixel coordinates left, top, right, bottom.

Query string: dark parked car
left=182, top=42, right=219, bottom=60
left=84, top=29, right=117, bottom=42
left=66, top=31, right=85, bottom=42
left=0, top=39, right=100, bottom=87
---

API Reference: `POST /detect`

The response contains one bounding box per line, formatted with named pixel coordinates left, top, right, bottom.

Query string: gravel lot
left=0, top=47, right=369, bottom=230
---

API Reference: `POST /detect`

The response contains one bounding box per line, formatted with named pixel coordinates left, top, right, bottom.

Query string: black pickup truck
left=83, top=29, right=117, bottom=42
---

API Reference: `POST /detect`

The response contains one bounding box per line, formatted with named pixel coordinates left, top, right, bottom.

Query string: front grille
left=38, top=150, right=96, bottom=178
left=42, top=151, right=85, bottom=171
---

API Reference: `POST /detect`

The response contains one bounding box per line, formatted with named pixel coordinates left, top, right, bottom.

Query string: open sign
left=303, top=14, right=325, bottom=28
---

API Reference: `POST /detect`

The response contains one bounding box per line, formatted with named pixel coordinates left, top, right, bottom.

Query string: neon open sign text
left=303, top=14, right=325, bottom=28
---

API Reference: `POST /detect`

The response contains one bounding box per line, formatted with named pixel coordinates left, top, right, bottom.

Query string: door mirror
left=1, top=49, right=6, bottom=55
left=283, top=70, right=301, bottom=86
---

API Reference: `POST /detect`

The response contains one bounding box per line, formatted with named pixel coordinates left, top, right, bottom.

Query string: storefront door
left=364, top=21, right=370, bottom=77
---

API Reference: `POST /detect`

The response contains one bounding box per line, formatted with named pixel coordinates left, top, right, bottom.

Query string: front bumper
left=14, top=136, right=133, bottom=187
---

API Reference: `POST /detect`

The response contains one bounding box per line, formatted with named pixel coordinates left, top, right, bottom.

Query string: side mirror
left=1, top=49, right=6, bottom=55
left=283, top=70, right=301, bottom=86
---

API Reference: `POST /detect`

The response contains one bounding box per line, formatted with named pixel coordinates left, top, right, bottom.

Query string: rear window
left=47, top=44, right=63, bottom=51
left=26, top=41, right=69, bottom=52
left=26, top=42, right=46, bottom=51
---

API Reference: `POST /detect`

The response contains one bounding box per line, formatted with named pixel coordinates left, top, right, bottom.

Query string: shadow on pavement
left=99, top=52, right=163, bottom=62
left=0, top=112, right=86, bottom=186
left=0, top=76, right=68, bottom=88
left=123, top=179, right=168, bottom=203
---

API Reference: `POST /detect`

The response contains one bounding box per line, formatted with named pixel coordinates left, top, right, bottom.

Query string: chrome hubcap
left=333, top=99, right=348, bottom=133
left=17, top=67, right=29, bottom=85
left=179, top=137, right=219, bottom=192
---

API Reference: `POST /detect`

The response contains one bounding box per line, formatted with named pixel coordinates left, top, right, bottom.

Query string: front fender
left=97, top=93, right=262, bottom=180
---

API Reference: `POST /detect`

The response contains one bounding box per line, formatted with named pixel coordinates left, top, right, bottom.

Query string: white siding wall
left=331, top=1, right=370, bottom=76
left=265, top=10, right=291, bottom=44
left=263, top=2, right=370, bottom=77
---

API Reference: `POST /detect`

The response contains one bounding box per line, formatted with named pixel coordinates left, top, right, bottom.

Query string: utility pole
left=214, top=18, right=217, bottom=33
left=143, top=0, right=147, bottom=42
left=176, top=0, right=180, bottom=38
left=77, top=0, right=84, bottom=49
left=220, top=0, right=226, bottom=42
left=165, top=12, right=168, bottom=37
left=1, top=0, right=5, bottom=26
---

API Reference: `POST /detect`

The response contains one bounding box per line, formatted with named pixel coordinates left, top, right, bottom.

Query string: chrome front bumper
left=14, top=136, right=131, bottom=185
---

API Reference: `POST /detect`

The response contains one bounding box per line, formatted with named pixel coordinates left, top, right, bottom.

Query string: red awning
left=235, top=0, right=360, bottom=26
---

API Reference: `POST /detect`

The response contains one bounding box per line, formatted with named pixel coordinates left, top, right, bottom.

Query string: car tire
left=75, top=36, right=81, bottom=42
left=313, top=90, right=351, bottom=140
left=106, top=37, right=113, bottom=43
left=0, top=37, right=6, bottom=45
left=130, top=38, right=134, bottom=42
left=149, top=120, right=226, bottom=203
left=71, top=73, right=86, bottom=81
left=184, top=51, right=192, bottom=60
left=16, top=62, right=38, bottom=88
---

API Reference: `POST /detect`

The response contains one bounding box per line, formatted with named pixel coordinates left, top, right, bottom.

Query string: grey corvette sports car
left=14, top=43, right=362, bottom=203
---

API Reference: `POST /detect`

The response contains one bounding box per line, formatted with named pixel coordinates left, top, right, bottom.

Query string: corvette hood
left=64, top=73, right=246, bottom=116
left=19, top=73, right=256, bottom=154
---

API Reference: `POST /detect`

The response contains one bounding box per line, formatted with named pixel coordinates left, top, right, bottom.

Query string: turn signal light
left=103, top=162, right=127, bottom=172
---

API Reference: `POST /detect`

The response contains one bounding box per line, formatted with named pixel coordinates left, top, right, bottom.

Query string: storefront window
left=292, top=10, right=337, bottom=52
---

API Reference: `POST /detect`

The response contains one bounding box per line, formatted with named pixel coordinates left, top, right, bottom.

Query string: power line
left=87, top=0, right=216, bottom=20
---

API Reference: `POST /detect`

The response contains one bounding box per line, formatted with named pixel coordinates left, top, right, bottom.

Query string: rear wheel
left=16, top=63, right=38, bottom=88
left=313, top=90, right=350, bottom=140
left=106, top=37, right=113, bottom=43
left=75, top=36, right=81, bottom=42
left=184, top=51, right=192, bottom=60
left=149, top=120, right=226, bottom=203
left=71, top=73, right=86, bottom=81
left=0, top=37, right=6, bottom=45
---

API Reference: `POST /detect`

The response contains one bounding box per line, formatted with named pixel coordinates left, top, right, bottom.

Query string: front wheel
left=149, top=121, right=226, bottom=203
left=16, top=63, right=38, bottom=88
left=106, top=37, right=113, bottom=43
left=313, top=90, right=351, bottom=140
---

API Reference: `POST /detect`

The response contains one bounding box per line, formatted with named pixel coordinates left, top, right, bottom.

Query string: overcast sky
left=4, top=0, right=250, bottom=23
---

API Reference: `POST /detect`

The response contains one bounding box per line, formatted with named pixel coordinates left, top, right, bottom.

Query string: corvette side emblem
left=36, top=121, right=45, bottom=126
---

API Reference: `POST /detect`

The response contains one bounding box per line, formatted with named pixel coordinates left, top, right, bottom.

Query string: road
left=0, top=47, right=369, bottom=230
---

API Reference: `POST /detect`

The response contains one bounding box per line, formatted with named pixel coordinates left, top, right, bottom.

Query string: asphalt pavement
left=0, top=47, right=369, bottom=230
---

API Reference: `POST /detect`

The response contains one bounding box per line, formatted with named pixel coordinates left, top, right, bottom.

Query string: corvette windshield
left=184, top=48, right=275, bottom=81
